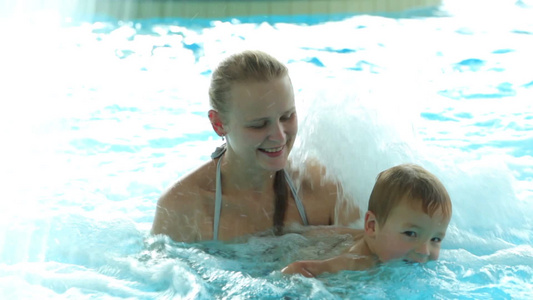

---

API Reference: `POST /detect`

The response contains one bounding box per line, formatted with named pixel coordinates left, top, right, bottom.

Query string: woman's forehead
left=228, top=77, right=295, bottom=117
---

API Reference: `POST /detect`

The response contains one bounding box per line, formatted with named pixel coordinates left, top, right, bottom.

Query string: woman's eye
left=281, top=113, right=294, bottom=121
left=249, top=123, right=266, bottom=129
left=403, top=231, right=417, bottom=238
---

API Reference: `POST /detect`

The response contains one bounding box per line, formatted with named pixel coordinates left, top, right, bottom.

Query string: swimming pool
left=1, top=0, right=532, bottom=299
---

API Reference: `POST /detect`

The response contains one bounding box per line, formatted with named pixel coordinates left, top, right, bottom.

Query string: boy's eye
left=431, top=237, right=443, bottom=243
left=403, top=231, right=417, bottom=238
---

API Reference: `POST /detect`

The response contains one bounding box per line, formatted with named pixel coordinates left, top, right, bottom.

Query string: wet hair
left=273, top=171, right=289, bottom=235
left=209, top=50, right=291, bottom=235
left=368, top=163, right=452, bottom=225
left=208, top=50, right=289, bottom=118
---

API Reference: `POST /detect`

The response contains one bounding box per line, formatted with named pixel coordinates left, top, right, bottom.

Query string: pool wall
left=2, top=0, right=442, bottom=21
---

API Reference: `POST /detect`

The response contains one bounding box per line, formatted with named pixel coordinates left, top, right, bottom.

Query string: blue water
left=1, top=0, right=532, bottom=299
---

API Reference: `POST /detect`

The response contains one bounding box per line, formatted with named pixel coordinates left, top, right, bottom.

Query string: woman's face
left=223, top=75, right=298, bottom=172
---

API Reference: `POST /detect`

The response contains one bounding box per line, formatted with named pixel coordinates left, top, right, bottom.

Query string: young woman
left=151, top=50, right=359, bottom=242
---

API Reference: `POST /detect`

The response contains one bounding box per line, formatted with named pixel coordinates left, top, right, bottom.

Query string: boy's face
left=366, top=198, right=450, bottom=263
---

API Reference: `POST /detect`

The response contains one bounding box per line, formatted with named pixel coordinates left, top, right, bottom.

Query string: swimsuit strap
left=211, top=143, right=227, bottom=159
left=211, top=143, right=309, bottom=240
left=284, top=169, right=309, bottom=226
left=213, top=151, right=223, bottom=241
left=212, top=144, right=226, bottom=241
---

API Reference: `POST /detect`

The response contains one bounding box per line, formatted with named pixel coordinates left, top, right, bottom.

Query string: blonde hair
left=208, top=50, right=289, bottom=117
left=368, top=164, right=452, bottom=225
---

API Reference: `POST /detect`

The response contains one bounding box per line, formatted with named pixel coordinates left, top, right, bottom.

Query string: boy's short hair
left=368, top=163, right=452, bottom=225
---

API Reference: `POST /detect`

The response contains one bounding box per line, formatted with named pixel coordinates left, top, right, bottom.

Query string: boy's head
left=364, top=164, right=452, bottom=263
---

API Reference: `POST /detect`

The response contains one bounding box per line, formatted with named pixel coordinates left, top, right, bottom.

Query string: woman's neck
left=219, top=153, right=278, bottom=194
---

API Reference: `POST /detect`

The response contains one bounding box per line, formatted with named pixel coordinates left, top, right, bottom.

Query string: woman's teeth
left=262, top=146, right=283, bottom=153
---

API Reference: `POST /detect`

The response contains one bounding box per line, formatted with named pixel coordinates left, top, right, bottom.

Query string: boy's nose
left=414, top=241, right=430, bottom=256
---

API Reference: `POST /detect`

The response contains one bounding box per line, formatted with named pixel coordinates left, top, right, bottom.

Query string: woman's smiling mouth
left=259, top=146, right=285, bottom=157
left=260, top=146, right=284, bottom=153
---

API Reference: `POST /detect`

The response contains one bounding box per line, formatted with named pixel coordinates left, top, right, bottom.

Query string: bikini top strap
left=213, top=153, right=223, bottom=241
left=284, top=169, right=309, bottom=226
left=212, top=144, right=308, bottom=240
left=211, top=143, right=226, bottom=159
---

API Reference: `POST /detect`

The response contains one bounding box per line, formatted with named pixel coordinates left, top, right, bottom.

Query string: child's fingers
left=299, top=267, right=315, bottom=278
left=281, top=263, right=316, bottom=278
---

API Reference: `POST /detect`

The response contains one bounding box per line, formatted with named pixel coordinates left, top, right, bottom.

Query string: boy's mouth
left=403, top=259, right=426, bottom=264
left=403, top=259, right=418, bottom=264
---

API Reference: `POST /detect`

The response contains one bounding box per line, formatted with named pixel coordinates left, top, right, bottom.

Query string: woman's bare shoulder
left=152, top=160, right=218, bottom=242
left=288, top=156, right=323, bottom=180
left=158, top=159, right=217, bottom=209
left=289, top=157, right=339, bottom=195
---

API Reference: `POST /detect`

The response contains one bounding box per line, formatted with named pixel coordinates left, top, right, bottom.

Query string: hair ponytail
left=273, top=170, right=288, bottom=235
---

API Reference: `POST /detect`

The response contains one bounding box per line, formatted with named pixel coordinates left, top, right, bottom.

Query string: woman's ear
left=208, top=110, right=226, bottom=137
left=364, top=211, right=378, bottom=237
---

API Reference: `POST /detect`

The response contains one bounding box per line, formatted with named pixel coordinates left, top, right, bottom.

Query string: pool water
left=1, top=0, right=532, bottom=299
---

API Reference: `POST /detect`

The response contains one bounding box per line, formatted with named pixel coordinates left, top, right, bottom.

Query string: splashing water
left=0, top=0, right=532, bottom=299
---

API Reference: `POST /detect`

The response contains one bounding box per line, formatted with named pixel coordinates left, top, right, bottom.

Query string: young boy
left=281, top=163, right=452, bottom=277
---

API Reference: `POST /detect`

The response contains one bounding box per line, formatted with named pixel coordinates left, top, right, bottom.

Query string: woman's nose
left=269, top=121, right=286, bottom=142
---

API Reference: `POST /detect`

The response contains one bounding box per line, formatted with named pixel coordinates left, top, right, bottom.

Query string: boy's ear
left=364, top=211, right=378, bottom=237
left=208, top=110, right=226, bottom=137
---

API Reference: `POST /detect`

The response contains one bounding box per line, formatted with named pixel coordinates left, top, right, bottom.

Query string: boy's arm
left=284, top=225, right=363, bottom=239
left=281, top=259, right=334, bottom=278
left=282, top=254, right=367, bottom=278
